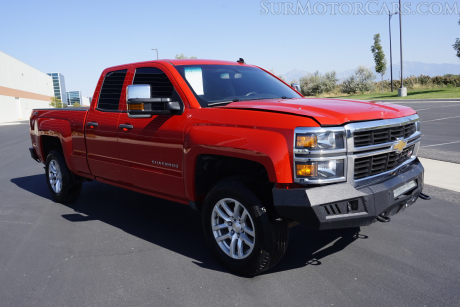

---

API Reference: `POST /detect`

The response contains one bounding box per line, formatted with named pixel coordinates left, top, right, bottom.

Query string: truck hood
left=219, top=98, right=417, bottom=126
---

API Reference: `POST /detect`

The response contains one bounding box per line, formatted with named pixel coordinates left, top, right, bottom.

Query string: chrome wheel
left=48, top=159, right=62, bottom=194
left=211, top=198, right=256, bottom=259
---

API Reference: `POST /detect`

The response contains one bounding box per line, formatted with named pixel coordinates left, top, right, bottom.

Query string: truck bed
left=30, top=108, right=90, bottom=177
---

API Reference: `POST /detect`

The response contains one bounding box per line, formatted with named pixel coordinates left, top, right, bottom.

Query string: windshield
left=175, top=65, right=302, bottom=107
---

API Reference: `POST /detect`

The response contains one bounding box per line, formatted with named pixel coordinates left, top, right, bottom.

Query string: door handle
left=87, top=122, right=98, bottom=128
left=119, top=124, right=133, bottom=131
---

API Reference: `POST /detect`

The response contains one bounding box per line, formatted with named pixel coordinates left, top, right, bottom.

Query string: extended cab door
left=85, top=68, right=129, bottom=182
left=117, top=65, right=187, bottom=199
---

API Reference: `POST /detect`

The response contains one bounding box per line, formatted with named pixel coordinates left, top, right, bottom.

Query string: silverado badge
left=393, top=139, right=407, bottom=153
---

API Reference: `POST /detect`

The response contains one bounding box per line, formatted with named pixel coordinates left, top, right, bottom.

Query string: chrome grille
left=354, top=123, right=416, bottom=147
left=354, top=145, right=415, bottom=180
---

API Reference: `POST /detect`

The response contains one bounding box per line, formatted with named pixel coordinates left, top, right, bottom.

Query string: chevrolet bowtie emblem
left=393, top=139, right=407, bottom=153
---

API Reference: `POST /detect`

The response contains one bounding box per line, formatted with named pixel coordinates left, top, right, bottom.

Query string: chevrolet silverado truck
left=29, top=59, right=429, bottom=276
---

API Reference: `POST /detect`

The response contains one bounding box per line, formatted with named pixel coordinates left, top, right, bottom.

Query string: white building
left=0, top=50, right=54, bottom=123
left=82, top=96, right=91, bottom=107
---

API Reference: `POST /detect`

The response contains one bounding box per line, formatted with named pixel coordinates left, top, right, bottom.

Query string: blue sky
left=1, top=0, right=458, bottom=97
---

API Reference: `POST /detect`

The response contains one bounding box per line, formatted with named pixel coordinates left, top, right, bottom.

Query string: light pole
left=398, top=0, right=407, bottom=97
left=152, top=49, right=158, bottom=60
left=389, top=11, right=397, bottom=92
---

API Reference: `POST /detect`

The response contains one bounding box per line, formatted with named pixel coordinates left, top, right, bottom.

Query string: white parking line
left=415, top=104, right=460, bottom=111
left=422, top=115, right=460, bottom=122
left=422, top=140, right=460, bottom=148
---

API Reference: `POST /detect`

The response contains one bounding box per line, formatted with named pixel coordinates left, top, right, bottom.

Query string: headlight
left=296, top=159, right=345, bottom=181
left=415, top=120, right=421, bottom=132
left=294, top=127, right=347, bottom=184
left=296, top=131, right=345, bottom=151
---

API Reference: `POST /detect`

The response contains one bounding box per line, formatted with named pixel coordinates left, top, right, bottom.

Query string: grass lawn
left=324, top=87, right=460, bottom=100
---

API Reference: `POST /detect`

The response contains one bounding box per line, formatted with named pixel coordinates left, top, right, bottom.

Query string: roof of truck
left=105, top=59, right=254, bottom=71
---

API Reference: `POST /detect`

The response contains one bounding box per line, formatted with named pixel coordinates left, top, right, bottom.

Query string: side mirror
left=291, top=83, right=301, bottom=93
left=126, top=84, right=181, bottom=118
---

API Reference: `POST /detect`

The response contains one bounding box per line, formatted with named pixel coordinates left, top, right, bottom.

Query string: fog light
left=296, top=159, right=345, bottom=181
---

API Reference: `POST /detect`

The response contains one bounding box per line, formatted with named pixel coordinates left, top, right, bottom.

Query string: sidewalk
left=0, top=120, right=28, bottom=126
left=419, top=158, right=460, bottom=193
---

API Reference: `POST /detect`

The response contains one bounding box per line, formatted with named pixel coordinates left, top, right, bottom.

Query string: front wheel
left=45, top=150, right=82, bottom=203
left=202, top=178, right=288, bottom=276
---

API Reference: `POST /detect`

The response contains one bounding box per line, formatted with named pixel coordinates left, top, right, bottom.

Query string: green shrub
left=299, top=71, right=338, bottom=96
left=340, top=66, right=375, bottom=94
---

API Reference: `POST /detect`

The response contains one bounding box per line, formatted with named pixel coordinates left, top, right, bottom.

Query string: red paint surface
left=29, top=59, right=417, bottom=204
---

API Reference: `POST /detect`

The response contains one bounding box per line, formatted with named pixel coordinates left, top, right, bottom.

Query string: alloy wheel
left=48, top=159, right=62, bottom=193
left=211, top=198, right=256, bottom=259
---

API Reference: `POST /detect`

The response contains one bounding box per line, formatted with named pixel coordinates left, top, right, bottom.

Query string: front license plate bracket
left=393, top=180, right=417, bottom=199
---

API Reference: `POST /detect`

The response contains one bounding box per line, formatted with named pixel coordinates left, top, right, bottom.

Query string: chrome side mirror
left=126, top=84, right=181, bottom=118
left=291, top=83, right=301, bottom=92
left=127, top=84, right=151, bottom=100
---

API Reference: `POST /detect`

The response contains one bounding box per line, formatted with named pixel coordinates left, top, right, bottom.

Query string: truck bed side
left=30, top=108, right=91, bottom=177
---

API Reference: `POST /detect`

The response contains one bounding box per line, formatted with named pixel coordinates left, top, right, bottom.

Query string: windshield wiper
left=207, top=99, right=240, bottom=107
left=207, top=96, right=291, bottom=107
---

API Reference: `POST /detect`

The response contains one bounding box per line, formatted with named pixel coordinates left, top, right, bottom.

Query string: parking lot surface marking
left=422, top=140, right=460, bottom=148
left=422, top=115, right=460, bottom=122
left=415, top=104, right=460, bottom=111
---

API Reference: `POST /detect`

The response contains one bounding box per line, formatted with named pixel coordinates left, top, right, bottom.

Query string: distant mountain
left=279, top=69, right=309, bottom=83
left=279, top=61, right=460, bottom=83
left=383, top=61, right=460, bottom=80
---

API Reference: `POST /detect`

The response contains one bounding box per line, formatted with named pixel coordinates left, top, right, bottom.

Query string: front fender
left=183, top=125, right=292, bottom=200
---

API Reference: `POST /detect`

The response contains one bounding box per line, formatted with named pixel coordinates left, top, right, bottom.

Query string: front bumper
left=273, top=159, right=424, bottom=230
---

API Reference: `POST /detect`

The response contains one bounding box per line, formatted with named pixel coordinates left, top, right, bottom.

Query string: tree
left=73, top=102, right=81, bottom=107
left=175, top=54, right=197, bottom=59
left=49, top=96, right=67, bottom=108
left=453, top=39, right=460, bottom=59
left=371, top=34, right=387, bottom=92
left=454, top=18, right=460, bottom=59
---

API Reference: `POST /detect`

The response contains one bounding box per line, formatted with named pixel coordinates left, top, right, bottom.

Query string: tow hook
left=376, top=213, right=391, bottom=223
left=419, top=192, right=431, bottom=200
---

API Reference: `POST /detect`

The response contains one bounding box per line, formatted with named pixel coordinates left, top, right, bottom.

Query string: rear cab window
left=97, top=69, right=128, bottom=111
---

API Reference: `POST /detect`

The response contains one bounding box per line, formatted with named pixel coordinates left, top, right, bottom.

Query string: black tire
left=45, top=150, right=82, bottom=203
left=202, top=177, right=288, bottom=276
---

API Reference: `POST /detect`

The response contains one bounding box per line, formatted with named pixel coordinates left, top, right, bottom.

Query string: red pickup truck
left=29, top=59, right=428, bottom=276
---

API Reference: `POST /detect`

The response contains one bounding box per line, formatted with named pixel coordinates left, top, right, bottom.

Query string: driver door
left=117, top=65, right=187, bottom=199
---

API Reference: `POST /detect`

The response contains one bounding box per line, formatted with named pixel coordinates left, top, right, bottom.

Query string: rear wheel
left=202, top=178, right=288, bottom=276
left=45, top=150, right=82, bottom=203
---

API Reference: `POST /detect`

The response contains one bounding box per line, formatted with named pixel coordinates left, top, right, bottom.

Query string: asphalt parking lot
left=1, top=101, right=460, bottom=306
left=392, top=100, right=460, bottom=163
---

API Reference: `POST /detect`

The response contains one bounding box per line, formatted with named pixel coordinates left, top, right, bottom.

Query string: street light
left=152, top=49, right=158, bottom=60
left=398, top=0, right=407, bottom=97
left=389, top=11, right=398, bottom=92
